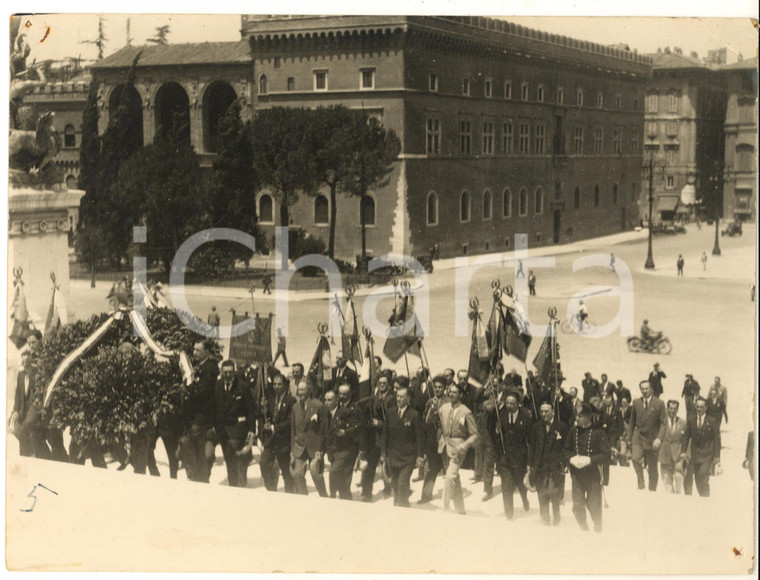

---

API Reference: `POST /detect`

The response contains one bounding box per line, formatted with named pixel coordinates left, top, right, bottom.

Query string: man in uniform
left=259, top=373, right=296, bottom=492
left=682, top=397, right=720, bottom=497
left=659, top=399, right=687, bottom=494
left=212, top=360, right=256, bottom=487
left=419, top=375, right=449, bottom=504
left=483, top=389, right=532, bottom=519
left=178, top=340, right=219, bottom=483
left=528, top=402, right=568, bottom=526
left=290, top=381, right=328, bottom=496
left=437, top=382, right=478, bottom=514
left=380, top=386, right=425, bottom=507
left=565, top=403, right=610, bottom=532
left=324, top=386, right=359, bottom=499
left=626, top=380, right=666, bottom=491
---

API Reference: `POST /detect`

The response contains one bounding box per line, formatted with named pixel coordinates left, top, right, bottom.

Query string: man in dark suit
left=565, top=403, right=610, bottom=532
left=178, top=340, right=219, bottom=483
left=484, top=388, right=533, bottom=519
left=259, top=373, right=296, bottom=493
left=10, top=350, right=34, bottom=456
left=410, top=367, right=433, bottom=414
left=356, top=374, right=394, bottom=502
left=528, top=402, right=569, bottom=526
left=324, top=385, right=359, bottom=499
left=290, top=380, right=328, bottom=496
left=648, top=362, right=667, bottom=398
left=626, top=380, right=667, bottom=491
left=212, top=360, right=256, bottom=487
left=380, top=386, right=425, bottom=507
left=599, top=392, right=623, bottom=485
left=681, top=374, right=701, bottom=419
left=419, top=375, right=449, bottom=504
left=682, top=397, right=720, bottom=497
left=504, top=369, right=523, bottom=390
left=615, top=381, right=632, bottom=409
left=330, top=351, right=359, bottom=401
left=582, top=372, right=601, bottom=403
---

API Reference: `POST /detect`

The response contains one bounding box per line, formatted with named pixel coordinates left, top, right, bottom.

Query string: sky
left=10, top=10, right=759, bottom=66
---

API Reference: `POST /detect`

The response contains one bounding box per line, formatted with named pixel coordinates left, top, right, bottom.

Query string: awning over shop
left=676, top=205, right=690, bottom=214
left=656, top=195, right=680, bottom=213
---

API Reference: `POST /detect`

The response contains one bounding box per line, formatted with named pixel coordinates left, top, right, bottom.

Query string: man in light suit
left=626, top=380, right=667, bottom=491
left=437, top=382, right=478, bottom=514
left=380, top=386, right=425, bottom=507
left=290, top=381, right=328, bottom=496
left=212, top=360, right=256, bottom=487
left=682, top=396, right=720, bottom=497
left=9, top=350, right=34, bottom=456
left=658, top=399, right=687, bottom=494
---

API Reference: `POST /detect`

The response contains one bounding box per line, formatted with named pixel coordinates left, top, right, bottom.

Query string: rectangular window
left=429, top=73, right=438, bottom=92
left=577, top=88, right=584, bottom=107
left=665, top=147, right=677, bottom=165
left=484, top=78, right=493, bottom=98
left=521, top=82, right=529, bottom=101
left=666, top=175, right=675, bottom=189
left=502, top=122, right=513, bottom=154
left=594, top=128, right=603, bottom=154
left=313, top=70, right=328, bottom=91
left=613, top=130, right=622, bottom=154
left=360, top=68, right=375, bottom=90
left=459, top=119, right=472, bottom=154
left=287, top=77, right=295, bottom=91
left=482, top=120, right=495, bottom=155
left=646, top=93, right=658, bottom=113
left=557, top=87, right=564, bottom=105
left=535, top=124, right=545, bottom=154
left=573, top=127, right=584, bottom=155
left=537, top=84, right=545, bottom=103
left=519, top=123, right=530, bottom=154
left=504, top=81, right=512, bottom=100
left=462, top=78, right=471, bottom=96
left=631, top=128, right=640, bottom=153
left=668, top=92, right=679, bottom=113
left=615, top=95, right=622, bottom=110
left=273, top=56, right=281, bottom=69
left=426, top=114, right=441, bottom=155
left=597, top=93, right=604, bottom=109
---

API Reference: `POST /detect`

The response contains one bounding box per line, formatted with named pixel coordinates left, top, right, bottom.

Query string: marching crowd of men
left=10, top=334, right=739, bottom=532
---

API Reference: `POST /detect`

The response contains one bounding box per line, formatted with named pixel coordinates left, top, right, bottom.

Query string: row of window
left=645, top=91, right=682, bottom=114
left=258, top=68, right=377, bottom=94
left=425, top=184, right=629, bottom=225
left=646, top=120, right=681, bottom=138
left=426, top=116, right=640, bottom=156
left=257, top=193, right=377, bottom=226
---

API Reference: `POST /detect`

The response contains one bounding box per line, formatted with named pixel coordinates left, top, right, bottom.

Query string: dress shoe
left=412, top=475, right=424, bottom=482
left=482, top=491, right=494, bottom=502
left=417, top=496, right=432, bottom=505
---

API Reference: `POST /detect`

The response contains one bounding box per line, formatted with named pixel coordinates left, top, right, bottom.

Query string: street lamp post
left=709, top=160, right=722, bottom=256
left=645, top=157, right=656, bottom=269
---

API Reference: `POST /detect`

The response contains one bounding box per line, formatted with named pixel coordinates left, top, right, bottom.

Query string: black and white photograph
left=4, top=4, right=758, bottom=575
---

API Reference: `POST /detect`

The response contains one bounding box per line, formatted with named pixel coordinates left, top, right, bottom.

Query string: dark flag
left=357, top=339, right=377, bottom=400
left=341, top=296, right=363, bottom=365
left=309, top=334, right=332, bottom=396
left=532, top=324, right=555, bottom=387
left=383, top=295, right=422, bottom=363
left=9, top=275, right=29, bottom=349
left=485, top=299, right=502, bottom=366
left=502, top=308, right=532, bottom=363
left=228, top=311, right=273, bottom=367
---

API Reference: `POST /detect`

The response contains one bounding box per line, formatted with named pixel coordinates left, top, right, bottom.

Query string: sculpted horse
left=9, top=111, right=60, bottom=175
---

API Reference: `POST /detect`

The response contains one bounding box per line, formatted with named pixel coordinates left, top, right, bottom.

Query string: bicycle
left=560, top=316, right=596, bottom=335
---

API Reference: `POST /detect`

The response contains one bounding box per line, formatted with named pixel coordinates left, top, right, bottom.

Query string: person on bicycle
left=577, top=300, right=588, bottom=331
left=640, top=319, right=661, bottom=350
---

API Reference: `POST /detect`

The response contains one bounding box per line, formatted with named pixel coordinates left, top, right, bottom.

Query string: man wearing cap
left=626, top=380, right=667, bottom=491
left=682, top=396, right=720, bottom=497
left=659, top=400, right=687, bottom=494
left=484, top=389, right=533, bottom=519
left=565, top=402, right=610, bottom=532
left=648, top=363, right=667, bottom=398
left=581, top=372, right=601, bottom=403
left=681, top=374, right=701, bottom=420
left=528, top=402, right=569, bottom=526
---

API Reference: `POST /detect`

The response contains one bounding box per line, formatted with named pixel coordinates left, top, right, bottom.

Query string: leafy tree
left=146, top=25, right=171, bottom=45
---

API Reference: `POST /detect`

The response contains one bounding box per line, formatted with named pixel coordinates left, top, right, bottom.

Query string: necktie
left=698, top=416, right=703, bottom=430
left=671, top=418, right=675, bottom=430
left=644, top=398, right=648, bottom=410
left=399, top=408, right=404, bottom=419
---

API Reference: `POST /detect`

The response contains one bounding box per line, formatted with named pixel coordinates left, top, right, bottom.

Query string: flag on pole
left=341, top=297, right=363, bottom=365
left=468, top=306, right=491, bottom=386
left=9, top=275, right=30, bottom=348
left=531, top=324, right=555, bottom=387
left=383, top=295, right=423, bottom=363
left=357, top=339, right=377, bottom=400
left=485, top=299, right=502, bottom=365
left=44, top=285, right=68, bottom=338
left=309, top=334, right=332, bottom=396
left=502, top=308, right=532, bottom=362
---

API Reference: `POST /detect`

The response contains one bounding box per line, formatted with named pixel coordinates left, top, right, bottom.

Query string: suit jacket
left=330, top=366, right=359, bottom=396
left=326, top=404, right=359, bottom=456
left=706, top=396, right=726, bottom=424
left=186, top=357, right=219, bottom=425
left=626, top=396, right=667, bottom=449
left=291, top=398, right=327, bottom=459
left=648, top=370, right=667, bottom=397
left=381, top=406, right=424, bottom=467
left=13, top=370, right=32, bottom=422
left=437, top=402, right=478, bottom=457
left=410, top=379, right=433, bottom=414
left=684, top=414, right=720, bottom=464
left=600, top=381, right=616, bottom=399
left=485, top=399, right=533, bottom=472
left=213, top=377, right=256, bottom=442
left=423, top=395, right=450, bottom=446
left=261, top=391, right=296, bottom=451
left=582, top=378, right=601, bottom=402
left=681, top=379, right=701, bottom=400
left=529, top=420, right=569, bottom=480
left=658, top=415, right=687, bottom=463
left=357, top=391, right=394, bottom=453
left=600, top=405, right=624, bottom=446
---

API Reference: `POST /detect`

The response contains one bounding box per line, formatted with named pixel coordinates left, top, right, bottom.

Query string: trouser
left=632, top=447, right=659, bottom=490
left=535, top=473, right=564, bottom=525
left=273, top=347, right=289, bottom=367
left=329, top=449, right=356, bottom=499
left=293, top=451, right=328, bottom=496
left=69, top=438, right=107, bottom=468
left=132, top=429, right=160, bottom=476
left=442, top=447, right=466, bottom=514
left=178, top=423, right=215, bottom=483
left=529, top=284, right=536, bottom=295
left=617, top=440, right=630, bottom=467
left=389, top=461, right=415, bottom=507
left=482, top=438, right=496, bottom=493
left=420, top=443, right=444, bottom=501
left=601, top=460, right=610, bottom=486
left=495, top=456, right=528, bottom=519
left=156, top=423, right=181, bottom=479
left=14, top=422, right=34, bottom=457
left=684, top=460, right=711, bottom=497
left=570, top=466, right=603, bottom=532
left=260, top=446, right=294, bottom=492
left=361, top=445, right=390, bottom=500
left=220, top=435, right=250, bottom=488
left=660, top=461, right=684, bottom=494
